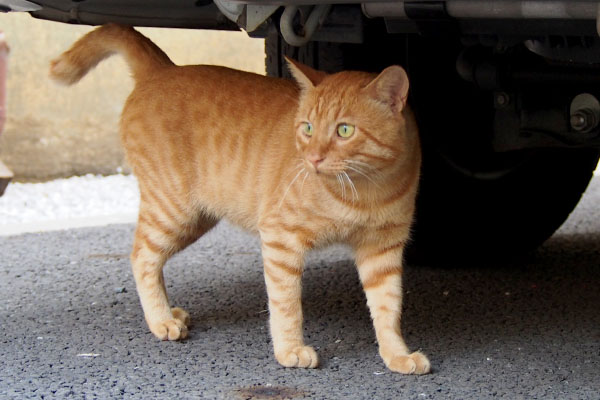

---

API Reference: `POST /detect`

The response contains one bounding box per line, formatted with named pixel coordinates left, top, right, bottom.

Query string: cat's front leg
left=259, top=228, right=318, bottom=369
left=353, top=231, right=430, bottom=374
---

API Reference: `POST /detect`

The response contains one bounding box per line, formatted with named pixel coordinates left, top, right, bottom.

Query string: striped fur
left=50, top=24, right=429, bottom=374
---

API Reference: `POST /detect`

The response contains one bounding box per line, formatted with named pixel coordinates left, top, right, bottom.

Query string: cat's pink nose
left=307, top=154, right=325, bottom=170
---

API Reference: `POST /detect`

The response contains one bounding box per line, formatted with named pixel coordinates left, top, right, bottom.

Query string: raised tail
left=49, top=23, right=173, bottom=85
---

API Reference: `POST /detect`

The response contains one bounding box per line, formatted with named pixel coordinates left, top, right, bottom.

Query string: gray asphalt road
left=1, top=180, right=600, bottom=400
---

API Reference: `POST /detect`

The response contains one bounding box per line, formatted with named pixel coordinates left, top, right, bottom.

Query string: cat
left=49, top=23, right=429, bottom=374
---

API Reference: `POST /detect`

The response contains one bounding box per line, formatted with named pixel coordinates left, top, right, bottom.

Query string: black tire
left=265, top=26, right=600, bottom=262
left=410, top=148, right=599, bottom=262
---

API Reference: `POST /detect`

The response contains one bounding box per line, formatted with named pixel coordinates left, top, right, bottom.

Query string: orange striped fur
left=50, top=24, right=429, bottom=374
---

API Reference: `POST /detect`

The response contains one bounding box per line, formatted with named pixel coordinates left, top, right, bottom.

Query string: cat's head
left=287, top=58, right=411, bottom=183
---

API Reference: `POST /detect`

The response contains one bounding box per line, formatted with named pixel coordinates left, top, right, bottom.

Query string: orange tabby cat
left=50, top=24, right=429, bottom=374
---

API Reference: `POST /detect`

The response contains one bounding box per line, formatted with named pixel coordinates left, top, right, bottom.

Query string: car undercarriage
left=3, top=0, right=600, bottom=260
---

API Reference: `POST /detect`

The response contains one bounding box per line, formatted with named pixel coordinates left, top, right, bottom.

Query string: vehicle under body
left=4, top=0, right=600, bottom=259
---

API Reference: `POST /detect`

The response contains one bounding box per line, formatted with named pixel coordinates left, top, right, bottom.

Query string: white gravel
left=0, top=174, right=140, bottom=236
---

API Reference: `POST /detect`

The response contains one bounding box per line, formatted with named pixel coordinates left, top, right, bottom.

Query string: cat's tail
left=49, top=23, right=174, bottom=85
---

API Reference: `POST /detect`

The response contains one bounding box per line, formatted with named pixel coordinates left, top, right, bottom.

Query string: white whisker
left=336, top=173, right=346, bottom=202
left=275, top=161, right=305, bottom=192
left=346, top=160, right=384, bottom=178
left=300, top=171, right=309, bottom=194
left=348, top=160, right=381, bottom=174
left=343, top=171, right=359, bottom=202
left=345, top=164, right=381, bottom=188
left=278, top=167, right=305, bottom=209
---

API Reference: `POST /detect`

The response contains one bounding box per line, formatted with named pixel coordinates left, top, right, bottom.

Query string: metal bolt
left=570, top=108, right=597, bottom=133
left=570, top=94, right=600, bottom=134
left=570, top=113, right=587, bottom=131
left=495, top=92, right=509, bottom=107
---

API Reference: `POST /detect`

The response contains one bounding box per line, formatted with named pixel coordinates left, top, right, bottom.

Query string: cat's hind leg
left=131, top=197, right=218, bottom=341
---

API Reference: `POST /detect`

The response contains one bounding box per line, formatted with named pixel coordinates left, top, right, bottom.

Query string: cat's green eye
left=302, top=122, right=314, bottom=137
left=337, top=123, right=355, bottom=138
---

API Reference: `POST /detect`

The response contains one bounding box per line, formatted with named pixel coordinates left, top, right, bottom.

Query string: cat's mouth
left=304, top=160, right=339, bottom=177
left=303, top=156, right=343, bottom=174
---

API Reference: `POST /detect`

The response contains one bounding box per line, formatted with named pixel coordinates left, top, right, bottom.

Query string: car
left=3, top=0, right=600, bottom=261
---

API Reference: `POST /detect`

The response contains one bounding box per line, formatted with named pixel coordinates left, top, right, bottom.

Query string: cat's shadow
left=167, top=231, right=600, bottom=362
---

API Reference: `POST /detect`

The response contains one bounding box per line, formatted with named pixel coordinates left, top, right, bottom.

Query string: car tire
left=410, top=147, right=599, bottom=262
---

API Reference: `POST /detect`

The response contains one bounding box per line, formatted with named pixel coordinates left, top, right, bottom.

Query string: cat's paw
left=275, top=346, right=319, bottom=369
left=386, top=351, right=431, bottom=375
left=148, top=307, right=190, bottom=341
left=171, top=307, right=191, bottom=326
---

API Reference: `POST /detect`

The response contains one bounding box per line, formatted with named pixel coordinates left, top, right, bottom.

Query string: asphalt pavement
left=1, top=180, right=599, bottom=399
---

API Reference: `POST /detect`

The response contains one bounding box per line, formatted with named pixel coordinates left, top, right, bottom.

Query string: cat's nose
left=307, top=154, right=325, bottom=170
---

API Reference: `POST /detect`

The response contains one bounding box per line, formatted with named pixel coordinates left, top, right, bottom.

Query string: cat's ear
left=364, top=65, right=409, bottom=114
left=285, top=57, right=326, bottom=90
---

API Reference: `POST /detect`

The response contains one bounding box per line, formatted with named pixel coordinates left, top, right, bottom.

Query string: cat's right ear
left=285, top=57, right=326, bottom=90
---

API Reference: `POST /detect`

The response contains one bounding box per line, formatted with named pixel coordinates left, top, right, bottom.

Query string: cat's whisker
left=337, top=173, right=347, bottom=202
left=294, top=160, right=306, bottom=171
left=345, top=164, right=381, bottom=189
left=282, top=161, right=305, bottom=181
left=275, top=161, right=305, bottom=192
left=345, top=159, right=385, bottom=180
left=336, top=173, right=346, bottom=202
left=346, top=160, right=384, bottom=178
left=300, top=170, right=310, bottom=194
left=278, top=167, right=305, bottom=209
left=342, top=171, right=359, bottom=202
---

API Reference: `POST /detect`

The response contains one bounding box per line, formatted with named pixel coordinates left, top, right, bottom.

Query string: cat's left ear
left=285, top=57, right=326, bottom=90
left=364, top=65, right=409, bottom=114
